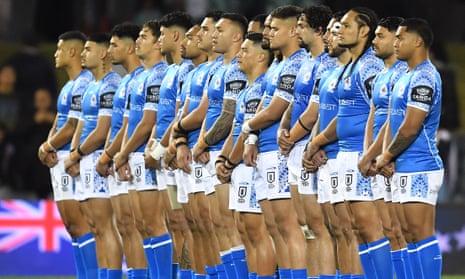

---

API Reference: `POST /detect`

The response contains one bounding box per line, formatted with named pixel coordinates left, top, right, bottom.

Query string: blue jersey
left=258, top=49, right=307, bottom=152
left=185, top=57, right=223, bottom=148
left=336, top=48, right=384, bottom=152
left=371, top=60, right=408, bottom=139
left=127, top=61, right=168, bottom=152
left=291, top=52, right=336, bottom=142
left=109, top=66, right=144, bottom=143
left=233, top=74, right=266, bottom=145
left=313, top=65, right=342, bottom=159
left=156, top=59, right=194, bottom=141
left=55, top=69, right=93, bottom=151
left=390, top=60, right=443, bottom=172
left=205, top=57, right=247, bottom=151
left=80, top=71, right=121, bottom=148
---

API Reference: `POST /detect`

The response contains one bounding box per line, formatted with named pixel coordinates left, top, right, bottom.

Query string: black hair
left=159, top=11, right=194, bottom=31
left=270, top=5, right=303, bottom=20
left=331, top=10, right=346, bottom=22
left=143, top=19, right=161, bottom=39
left=111, top=22, right=141, bottom=41
left=400, top=18, right=434, bottom=48
left=204, top=10, right=224, bottom=22
left=350, top=7, right=379, bottom=46
left=302, top=5, right=332, bottom=32
left=251, top=13, right=267, bottom=26
left=58, top=31, right=87, bottom=43
left=221, top=13, right=248, bottom=37
left=378, top=16, right=404, bottom=33
left=246, top=31, right=273, bottom=66
left=88, top=32, right=111, bottom=47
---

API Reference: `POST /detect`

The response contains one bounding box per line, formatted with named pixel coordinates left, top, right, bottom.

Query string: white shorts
left=128, top=152, right=158, bottom=191
left=108, top=172, right=128, bottom=197
left=76, top=151, right=109, bottom=201
left=191, top=160, right=215, bottom=195
left=231, top=164, right=261, bottom=213
left=50, top=151, right=75, bottom=201
left=317, top=158, right=341, bottom=204
left=337, top=151, right=373, bottom=201
left=155, top=167, right=174, bottom=191
left=371, top=175, right=392, bottom=202
left=175, top=169, right=191, bottom=204
left=393, top=169, right=444, bottom=206
left=288, top=142, right=317, bottom=195
left=205, top=150, right=222, bottom=187
left=391, top=176, right=401, bottom=203
left=256, top=150, right=290, bottom=200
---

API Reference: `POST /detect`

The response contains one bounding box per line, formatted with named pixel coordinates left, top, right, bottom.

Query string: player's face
left=198, top=17, right=216, bottom=52
left=296, top=15, right=314, bottom=49
left=212, top=18, right=235, bottom=54
left=135, top=27, right=157, bottom=59
left=81, top=41, right=101, bottom=69
left=54, top=40, right=69, bottom=68
left=339, top=11, right=365, bottom=48
left=181, top=25, right=202, bottom=59
left=394, top=26, right=417, bottom=61
left=237, top=39, right=260, bottom=73
left=328, top=23, right=345, bottom=57
left=108, top=36, right=129, bottom=65
left=269, top=17, right=296, bottom=50
left=248, top=21, right=262, bottom=33
left=159, top=26, right=175, bottom=55
left=262, top=15, right=273, bottom=50
left=372, top=26, right=396, bottom=60
left=323, top=18, right=336, bottom=53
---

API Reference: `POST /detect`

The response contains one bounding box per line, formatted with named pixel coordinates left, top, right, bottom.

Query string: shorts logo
left=384, top=177, right=391, bottom=193
left=400, top=176, right=408, bottom=194
left=238, top=185, right=247, bottom=204
left=85, top=174, right=91, bottom=188
left=267, top=171, right=275, bottom=189
left=61, top=176, right=69, bottom=192
left=135, top=166, right=142, bottom=182
left=345, top=174, right=352, bottom=192
left=195, top=167, right=202, bottom=178
left=331, top=176, right=338, bottom=194
left=300, top=169, right=309, bottom=181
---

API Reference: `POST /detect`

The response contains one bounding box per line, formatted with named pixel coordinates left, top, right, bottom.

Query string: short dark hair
left=111, top=22, right=141, bottom=41
left=270, top=5, right=303, bottom=20
left=58, top=31, right=87, bottom=43
left=350, top=7, right=379, bottom=43
left=204, top=10, right=224, bottom=22
left=251, top=13, right=267, bottom=26
left=221, top=13, right=248, bottom=37
left=159, top=11, right=194, bottom=31
left=143, top=19, right=161, bottom=39
left=378, top=16, right=404, bottom=33
left=302, top=5, right=332, bottom=31
left=245, top=32, right=273, bottom=66
left=88, top=32, right=111, bottom=47
left=331, top=11, right=346, bottom=22
left=400, top=18, right=434, bottom=48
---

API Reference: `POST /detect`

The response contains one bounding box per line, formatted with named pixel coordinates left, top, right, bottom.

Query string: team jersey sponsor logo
left=411, top=85, right=433, bottom=105
left=278, top=74, right=296, bottom=94
left=245, top=99, right=260, bottom=114
left=146, top=85, right=160, bottom=103
left=100, top=92, right=114, bottom=109
left=226, top=80, right=246, bottom=95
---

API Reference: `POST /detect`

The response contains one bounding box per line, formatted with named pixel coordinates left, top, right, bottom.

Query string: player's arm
left=118, top=110, right=156, bottom=162
left=288, top=100, right=319, bottom=143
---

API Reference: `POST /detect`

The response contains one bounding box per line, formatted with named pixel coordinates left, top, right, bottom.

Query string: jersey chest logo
left=344, top=77, right=351, bottom=91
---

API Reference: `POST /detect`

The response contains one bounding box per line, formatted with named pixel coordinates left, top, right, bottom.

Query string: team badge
left=238, top=185, right=247, bottom=204
left=344, top=77, right=351, bottom=91
left=345, top=174, right=352, bottom=192
left=331, top=176, right=338, bottom=194
left=400, top=176, right=407, bottom=194
left=267, top=172, right=275, bottom=189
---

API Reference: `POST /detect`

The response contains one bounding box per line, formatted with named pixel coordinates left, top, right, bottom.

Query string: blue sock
left=391, top=249, right=407, bottom=279
left=290, top=268, right=306, bottom=279
left=278, top=268, right=291, bottom=279
left=401, top=248, right=412, bottom=279
left=231, top=246, right=248, bottom=278
left=318, top=275, right=336, bottom=279
left=206, top=265, right=218, bottom=279
left=350, top=275, right=364, bottom=279
left=358, top=243, right=376, bottom=278
left=195, top=274, right=207, bottom=279
left=77, top=232, right=98, bottom=279
left=249, top=272, right=257, bottom=279
left=143, top=238, right=158, bottom=278
left=98, top=268, right=108, bottom=279
left=308, top=277, right=318, bottom=279
left=151, top=233, right=173, bottom=278
left=416, top=236, right=442, bottom=279
left=339, top=275, right=351, bottom=279
left=216, top=263, right=227, bottom=279
left=180, top=269, right=194, bottom=279
left=173, top=263, right=180, bottom=279
left=127, top=268, right=148, bottom=279
left=221, top=251, right=237, bottom=279
left=367, top=237, right=392, bottom=279
left=107, top=269, right=123, bottom=279
left=257, top=276, right=274, bottom=279
left=72, top=238, right=87, bottom=279
left=407, top=242, right=423, bottom=279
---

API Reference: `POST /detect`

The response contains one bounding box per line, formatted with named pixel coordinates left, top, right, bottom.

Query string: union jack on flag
left=0, top=199, right=69, bottom=252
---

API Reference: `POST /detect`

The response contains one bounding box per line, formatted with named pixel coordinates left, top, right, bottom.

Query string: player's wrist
left=244, top=134, right=258, bottom=145
left=241, top=120, right=254, bottom=134
left=150, top=142, right=167, bottom=160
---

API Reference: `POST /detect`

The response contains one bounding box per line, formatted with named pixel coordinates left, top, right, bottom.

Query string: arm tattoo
left=388, top=132, right=416, bottom=159
left=204, top=99, right=235, bottom=145
left=281, top=102, right=293, bottom=129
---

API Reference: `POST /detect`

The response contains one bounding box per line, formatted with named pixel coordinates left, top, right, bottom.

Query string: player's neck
left=247, top=66, right=267, bottom=84
left=308, top=39, right=324, bottom=59
left=124, top=54, right=142, bottom=73
left=383, top=54, right=397, bottom=69
left=169, top=48, right=183, bottom=65
left=337, top=50, right=351, bottom=66
left=280, top=40, right=301, bottom=60
left=143, top=53, right=163, bottom=69
left=191, top=53, right=208, bottom=66
left=348, top=40, right=368, bottom=61
left=222, top=44, right=241, bottom=64
left=92, top=61, right=111, bottom=81
left=407, top=50, right=429, bottom=71
left=66, top=61, right=84, bottom=80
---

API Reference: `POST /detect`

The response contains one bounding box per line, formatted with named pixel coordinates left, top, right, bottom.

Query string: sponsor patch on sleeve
left=410, top=85, right=433, bottom=105
left=70, top=95, right=81, bottom=111
left=146, top=85, right=160, bottom=103
left=277, top=74, right=296, bottom=94
left=99, top=92, right=115, bottom=109
left=226, top=80, right=247, bottom=95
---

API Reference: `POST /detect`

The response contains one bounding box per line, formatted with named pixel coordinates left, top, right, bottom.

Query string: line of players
left=37, top=4, right=443, bottom=279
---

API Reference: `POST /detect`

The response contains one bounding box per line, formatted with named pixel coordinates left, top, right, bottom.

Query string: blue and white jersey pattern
left=371, top=60, right=408, bottom=139
left=258, top=49, right=307, bottom=152
left=55, top=69, right=93, bottom=151
left=156, top=59, right=194, bottom=141
left=185, top=56, right=223, bottom=148
left=314, top=65, right=342, bottom=159
left=390, top=60, right=443, bottom=172
left=291, top=52, right=336, bottom=142
left=233, top=74, right=266, bottom=145
left=80, top=71, right=121, bottom=148
left=336, top=48, right=384, bottom=152
left=109, top=66, right=144, bottom=143
left=127, top=61, right=168, bottom=152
